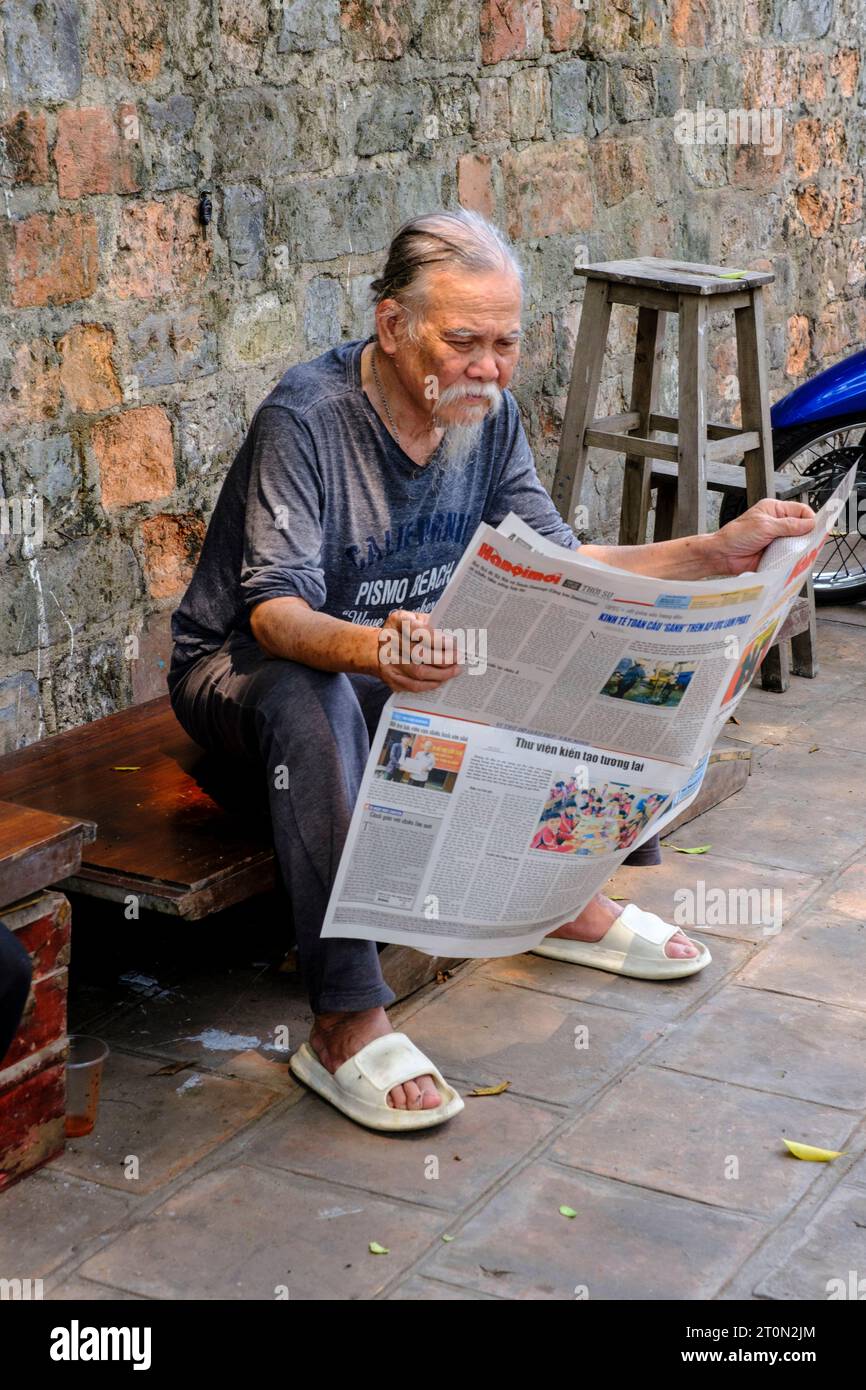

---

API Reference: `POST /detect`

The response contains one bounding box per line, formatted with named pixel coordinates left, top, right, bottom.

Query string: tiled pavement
left=3, top=610, right=866, bottom=1301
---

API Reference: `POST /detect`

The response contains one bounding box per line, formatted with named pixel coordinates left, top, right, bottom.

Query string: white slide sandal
left=530, top=902, right=712, bottom=980
left=289, top=1032, right=465, bottom=1132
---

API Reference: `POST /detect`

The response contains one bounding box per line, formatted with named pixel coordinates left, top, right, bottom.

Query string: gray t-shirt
left=168, top=335, right=579, bottom=693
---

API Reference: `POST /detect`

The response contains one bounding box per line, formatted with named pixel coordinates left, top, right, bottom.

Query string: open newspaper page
left=499, top=467, right=856, bottom=839
left=492, top=515, right=720, bottom=844
left=322, top=469, right=856, bottom=956
left=407, top=524, right=780, bottom=765
left=700, top=461, right=858, bottom=745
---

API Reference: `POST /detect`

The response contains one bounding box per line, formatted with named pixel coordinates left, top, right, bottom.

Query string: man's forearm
left=580, top=531, right=726, bottom=581
left=250, top=597, right=380, bottom=676
left=250, top=531, right=727, bottom=671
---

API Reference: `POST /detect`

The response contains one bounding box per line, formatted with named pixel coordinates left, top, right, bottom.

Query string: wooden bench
left=0, top=800, right=94, bottom=911
left=0, top=802, right=92, bottom=1189
left=0, top=696, right=462, bottom=994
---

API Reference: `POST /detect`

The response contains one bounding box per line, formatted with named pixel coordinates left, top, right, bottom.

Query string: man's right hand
left=376, top=609, right=463, bottom=694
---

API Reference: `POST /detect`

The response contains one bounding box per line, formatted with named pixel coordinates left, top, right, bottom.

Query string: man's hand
left=710, top=498, right=816, bottom=577
left=377, top=609, right=463, bottom=694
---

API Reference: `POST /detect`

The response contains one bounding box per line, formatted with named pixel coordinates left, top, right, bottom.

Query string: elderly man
left=168, top=209, right=814, bottom=1131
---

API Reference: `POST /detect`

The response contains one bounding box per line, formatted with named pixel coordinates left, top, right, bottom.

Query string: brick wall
left=1, top=1, right=863, bottom=749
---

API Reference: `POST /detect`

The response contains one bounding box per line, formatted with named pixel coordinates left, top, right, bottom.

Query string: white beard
left=434, top=383, right=504, bottom=470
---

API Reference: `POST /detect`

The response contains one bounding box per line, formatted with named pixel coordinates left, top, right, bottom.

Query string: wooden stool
left=552, top=255, right=817, bottom=691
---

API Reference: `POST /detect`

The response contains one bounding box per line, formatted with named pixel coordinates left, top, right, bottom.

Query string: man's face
left=387, top=266, right=522, bottom=455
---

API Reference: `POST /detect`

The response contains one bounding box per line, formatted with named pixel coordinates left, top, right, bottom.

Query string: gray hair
left=369, top=209, right=524, bottom=341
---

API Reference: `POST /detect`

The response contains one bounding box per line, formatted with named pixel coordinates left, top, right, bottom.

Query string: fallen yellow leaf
left=467, top=1080, right=511, bottom=1097
left=368, top=1241, right=389, bottom=1255
left=783, top=1139, right=844, bottom=1162
left=670, top=844, right=711, bottom=855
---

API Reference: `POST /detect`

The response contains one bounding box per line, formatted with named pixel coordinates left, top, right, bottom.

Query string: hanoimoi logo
left=673, top=100, right=784, bottom=156
left=673, top=882, right=783, bottom=935
left=0, top=1276, right=43, bottom=1299
left=49, top=1320, right=152, bottom=1370
left=0, top=494, right=44, bottom=547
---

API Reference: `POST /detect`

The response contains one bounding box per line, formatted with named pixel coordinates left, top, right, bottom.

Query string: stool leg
left=620, top=307, right=667, bottom=546
left=760, top=639, right=791, bottom=693
left=735, top=287, right=776, bottom=506
left=675, top=294, right=709, bottom=537
left=552, top=279, right=611, bottom=525
left=653, top=477, right=677, bottom=541
left=791, top=571, right=819, bottom=677
left=736, top=286, right=817, bottom=687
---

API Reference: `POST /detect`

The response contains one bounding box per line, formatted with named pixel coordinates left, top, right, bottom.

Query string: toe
left=419, top=1074, right=442, bottom=1109
left=401, top=1079, right=423, bottom=1110
left=388, top=1083, right=407, bottom=1109
left=665, top=931, right=699, bottom=959
left=390, top=1076, right=442, bottom=1110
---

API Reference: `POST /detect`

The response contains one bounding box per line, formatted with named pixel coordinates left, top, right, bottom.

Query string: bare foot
left=310, top=1006, right=442, bottom=1111
left=547, top=893, right=699, bottom=960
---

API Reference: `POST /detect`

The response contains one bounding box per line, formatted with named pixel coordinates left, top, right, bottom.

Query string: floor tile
left=50, top=1050, right=281, bottom=1193
left=77, top=1164, right=445, bottom=1300
left=0, top=1171, right=130, bottom=1280
left=654, top=985, right=866, bottom=1110
left=422, top=1161, right=763, bottom=1300
left=245, top=1088, right=558, bottom=1209
left=551, top=1065, right=857, bottom=1217
left=403, top=975, right=664, bottom=1106
left=754, top=1186, right=866, bottom=1299
left=737, top=909, right=866, bottom=1011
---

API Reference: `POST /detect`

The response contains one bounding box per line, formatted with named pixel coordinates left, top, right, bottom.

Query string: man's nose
left=466, top=351, right=500, bottom=382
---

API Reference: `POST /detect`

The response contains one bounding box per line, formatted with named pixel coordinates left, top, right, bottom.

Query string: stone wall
left=1, top=0, right=863, bottom=749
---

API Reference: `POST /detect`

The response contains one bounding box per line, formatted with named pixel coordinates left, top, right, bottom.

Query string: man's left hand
left=711, top=498, right=816, bottom=576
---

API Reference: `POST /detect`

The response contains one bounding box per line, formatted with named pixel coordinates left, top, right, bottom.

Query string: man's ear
left=375, top=299, right=406, bottom=353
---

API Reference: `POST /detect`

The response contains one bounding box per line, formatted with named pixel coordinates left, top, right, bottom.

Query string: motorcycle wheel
left=718, top=415, right=866, bottom=605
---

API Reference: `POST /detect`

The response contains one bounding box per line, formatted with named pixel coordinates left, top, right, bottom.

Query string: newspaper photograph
left=322, top=466, right=857, bottom=957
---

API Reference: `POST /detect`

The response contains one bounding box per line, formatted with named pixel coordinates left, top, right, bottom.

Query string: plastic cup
left=65, top=1035, right=109, bottom=1138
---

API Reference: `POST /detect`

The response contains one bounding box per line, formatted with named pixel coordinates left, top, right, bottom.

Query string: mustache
left=436, top=381, right=503, bottom=410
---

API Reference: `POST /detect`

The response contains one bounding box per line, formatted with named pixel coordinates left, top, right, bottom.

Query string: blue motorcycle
left=720, top=349, right=866, bottom=603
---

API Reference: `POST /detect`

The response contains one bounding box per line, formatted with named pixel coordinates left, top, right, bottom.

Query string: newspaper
left=322, top=467, right=856, bottom=957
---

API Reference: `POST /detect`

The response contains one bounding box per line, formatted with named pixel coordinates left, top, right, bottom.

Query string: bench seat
left=0, top=697, right=464, bottom=999
left=0, top=696, right=277, bottom=920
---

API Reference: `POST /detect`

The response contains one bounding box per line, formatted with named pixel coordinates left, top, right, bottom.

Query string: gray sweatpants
left=168, top=630, right=660, bottom=1015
